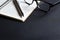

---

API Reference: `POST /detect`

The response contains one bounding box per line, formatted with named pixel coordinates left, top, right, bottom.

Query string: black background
left=0, top=0, right=60, bottom=40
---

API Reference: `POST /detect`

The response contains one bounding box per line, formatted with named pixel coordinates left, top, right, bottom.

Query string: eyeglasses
left=24, top=0, right=34, bottom=5
left=24, top=0, right=41, bottom=9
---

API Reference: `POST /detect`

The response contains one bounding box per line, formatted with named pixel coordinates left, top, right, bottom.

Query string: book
left=0, top=0, right=40, bottom=22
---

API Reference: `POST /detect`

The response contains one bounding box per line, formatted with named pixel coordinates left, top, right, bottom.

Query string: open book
left=0, top=0, right=40, bottom=22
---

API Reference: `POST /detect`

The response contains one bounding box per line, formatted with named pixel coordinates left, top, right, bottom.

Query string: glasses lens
left=25, top=0, right=33, bottom=4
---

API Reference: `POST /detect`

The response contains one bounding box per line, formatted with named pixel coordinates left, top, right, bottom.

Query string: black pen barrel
left=13, top=0, right=24, bottom=17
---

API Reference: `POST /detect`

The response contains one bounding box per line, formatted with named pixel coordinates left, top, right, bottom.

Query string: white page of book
left=0, top=0, right=7, bottom=6
left=0, top=0, right=40, bottom=22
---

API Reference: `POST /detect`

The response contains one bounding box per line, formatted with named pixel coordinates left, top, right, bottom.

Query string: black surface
left=0, top=0, right=60, bottom=40
left=39, top=1, right=50, bottom=11
left=41, top=0, right=60, bottom=5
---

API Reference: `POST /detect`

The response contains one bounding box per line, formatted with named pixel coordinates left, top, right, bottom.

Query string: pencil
left=13, top=0, right=24, bottom=17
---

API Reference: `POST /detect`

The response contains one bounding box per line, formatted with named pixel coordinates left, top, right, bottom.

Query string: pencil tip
left=20, top=15, right=24, bottom=18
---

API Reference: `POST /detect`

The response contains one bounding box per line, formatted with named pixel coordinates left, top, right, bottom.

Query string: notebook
left=0, top=0, right=40, bottom=22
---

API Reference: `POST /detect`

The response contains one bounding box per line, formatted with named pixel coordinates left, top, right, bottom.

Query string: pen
left=13, top=0, right=24, bottom=17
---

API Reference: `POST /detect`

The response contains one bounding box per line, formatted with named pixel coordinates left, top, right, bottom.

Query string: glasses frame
left=24, top=0, right=34, bottom=5
left=0, top=0, right=12, bottom=9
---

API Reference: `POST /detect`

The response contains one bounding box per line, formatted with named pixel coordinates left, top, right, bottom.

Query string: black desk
left=0, top=0, right=60, bottom=40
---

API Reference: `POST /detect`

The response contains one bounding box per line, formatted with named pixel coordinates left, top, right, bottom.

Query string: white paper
left=0, top=0, right=7, bottom=6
